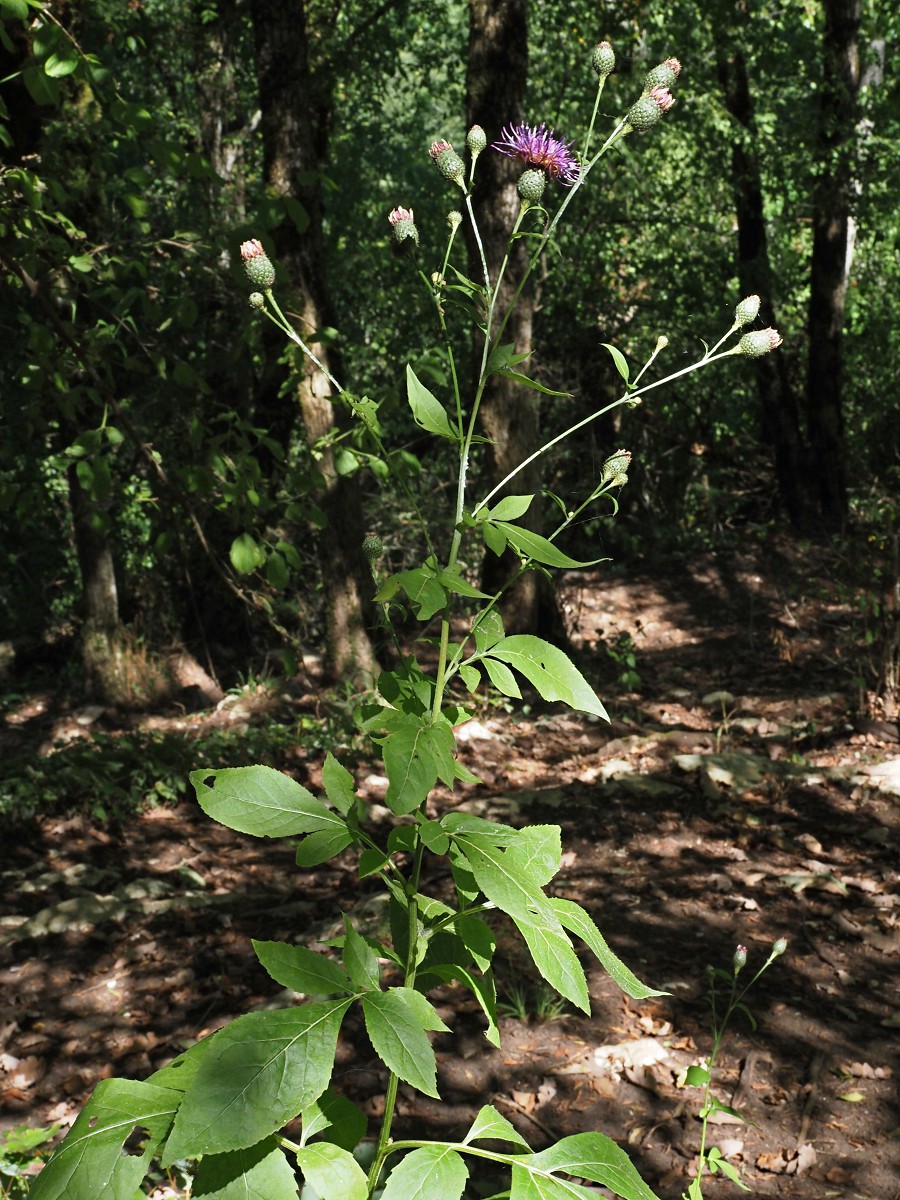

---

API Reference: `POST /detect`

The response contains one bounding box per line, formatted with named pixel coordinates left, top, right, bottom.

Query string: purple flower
left=492, top=122, right=579, bottom=185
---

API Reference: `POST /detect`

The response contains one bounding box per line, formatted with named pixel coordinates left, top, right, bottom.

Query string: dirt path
left=1, top=538, right=898, bottom=1198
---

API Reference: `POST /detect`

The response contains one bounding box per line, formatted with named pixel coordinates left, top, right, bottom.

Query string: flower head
left=492, top=121, right=579, bottom=185
left=734, top=295, right=761, bottom=327
left=624, top=87, right=675, bottom=133
left=240, top=238, right=275, bottom=288
left=601, top=448, right=632, bottom=487
left=429, top=139, right=466, bottom=187
left=643, top=57, right=681, bottom=93
left=738, top=327, right=783, bottom=358
left=591, top=41, right=616, bottom=80
left=466, top=125, right=487, bottom=156
left=733, top=944, right=747, bottom=972
left=388, top=206, right=418, bottom=251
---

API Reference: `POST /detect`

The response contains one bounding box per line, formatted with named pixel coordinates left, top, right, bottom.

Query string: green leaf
left=190, top=765, right=339, bottom=838
left=459, top=663, right=481, bottom=693
left=229, top=532, right=266, bottom=574
left=487, top=636, right=609, bottom=719
left=418, top=818, right=450, bottom=854
left=406, top=364, right=459, bottom=442
left=0, top=0, right=29, bottom=20
left=300, top=1090, right=367, bottom=1151
left=321, top=752, right=356, bottom=815
left=549, top=899, right=667, bottom=999
left=487, top=342, right=531, bottom=372
left=517, top=1132, right=662, bottom=1200
left=296, top=1143, right=368, bottom=1200
left=424, top=963, right=500, bottom=1048
left=342, top=919, right=381, bottom=991
left=380, top=1145, right=468, bottom=1200
left=602, top=342, right=631, bottom=385
left=497, top=369, right=572, bottom=398
left=493, top=522, right=603, bottom=569
left=513, top=909, right=589, bottom=1013
left=465, top=1104, right=531, bottom=1148
left=482, top=655, right=522, bottom=698
left=362, top=988, right=446, bottom=1098
left=44, top=50, right=79, bottom=78
left=472, top=609, right=505, bottom=654
left=295, top=826, right=355, bottom=867
left=192, top=1137, right=298, bottom=1200
left=383, top=718, right=455, bottom=816
left=162, top=1000, right=351, bottom=1161
left=28, top=1078, right=180, bottom=1200
left=251, top=940, right=350, bottom=995
left=683, top=1064, right=710, bottom=1088
left=436, top=565, right=491, bottom=600
left=482, top=521, right=508, bottom=557
left=489, top=494, right=534, bottom=522
left=146, top=1035, right=218, bottom=1095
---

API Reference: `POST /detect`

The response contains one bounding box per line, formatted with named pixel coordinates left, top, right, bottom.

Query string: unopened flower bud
left=517, top=167, right=546, bottom=205
left=643, top=57, right=681, bottom=93
left=466, top=125, right=487, bottom=157
left=772, top=937, right=788, bottom=957
left=738, top=327, right=783, bottom=357
left=734, top=295, right=761, bottom=327
left=448, top=210, right=463, bottom=231
left=430, top=139, right=466, bottom=188
left=362, top=532, right=384, bottom=562
left=625, top=87, right=675, bottom=133
left=601, top=448, right=632, bottom=487
left=248, top=292, right=265, bottom=309
left=733, top=944, right=747, bottom=972
left=388, top=206, right=419, bottom=248
left=591, top=41, right=616, bottom=79
left=655, top=335, right=669, bottom=351
left=240, top=238, right=276, bottom=289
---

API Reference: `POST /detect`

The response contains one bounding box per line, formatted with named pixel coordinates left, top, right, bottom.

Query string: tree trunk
left=249, top=0, right=380, bottom=682
left=466, top=0, right=565, bottom=641
left=715, top=12, right=813, bottom=530
left=66, top=463, right=130, bottom=703
left=805, top=0, right=861, bottom=533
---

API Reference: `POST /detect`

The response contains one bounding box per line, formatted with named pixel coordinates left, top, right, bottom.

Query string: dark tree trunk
left=805, top=0, right=861, bottom=533
left=248, top=0, right=380, bottom=682
left=715, top=14, right=813, bottom=531
left=466, top=0, right=565, bottom=641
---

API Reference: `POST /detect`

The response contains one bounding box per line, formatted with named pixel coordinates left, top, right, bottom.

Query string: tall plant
left=29, top=41, right=781, bottom=1200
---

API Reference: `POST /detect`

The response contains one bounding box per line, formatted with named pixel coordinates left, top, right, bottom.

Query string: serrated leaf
left=296, top=1143, right=368, bottom=1200
left=342, top=919, right=381, bottom=991
left=483, top=656, right=522, bottom=698
left=418, top=818, right=450, bottom=854
left=465, top=1104, right=531, bottom=1148
left=513, top=909, right=589, bottom=1013
left=380, top=1146, right=468, bottom=1200
left=162, top=1000, right=351, bottom=1161
left=602, top=342, right=631, bottom=385
left=383, top=719, right=455, bottom=816
left=472, top=609, right=506, bottom=654
left=146, top=1034, right=218, bottom=1095
left=28, top=1078, right=180, bottom=1200
left=493, top=521, right=603, bottom=568
left=510, top=1165, right=587, bottom=1200
left=407, top=364, right=459, bottom=442
left=487, top=636, right=609, bottom=719
left=549, top=899, right=667, bottom=999
left=190, top=766, right=339, bottom=838
left=321, top=752, right=356, bottom=815
left=192, top=1137, right=298, bottom=1200
left=362, top=988, right=445, bottom=1098
left=252, top=940, right=350, bottom=995
left=423, top=963, right=500, bottom=1047
left=295, top=826, right=355, bottom=867
left=301, top=1089, right=367, bottom=1151
left=489, top=494, right=535, bottom=522
left=517, top=1132, right=662, bottom=1200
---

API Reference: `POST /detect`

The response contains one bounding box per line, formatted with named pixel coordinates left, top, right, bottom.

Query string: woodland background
left=1, top=0, right=897, bottom=731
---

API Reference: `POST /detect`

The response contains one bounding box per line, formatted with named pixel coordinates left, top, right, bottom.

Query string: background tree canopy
left=1, top=0, right=897, bottom=704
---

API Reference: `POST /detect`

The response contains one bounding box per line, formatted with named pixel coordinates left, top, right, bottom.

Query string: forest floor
left=1, top=532, right=898, bottom=1199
